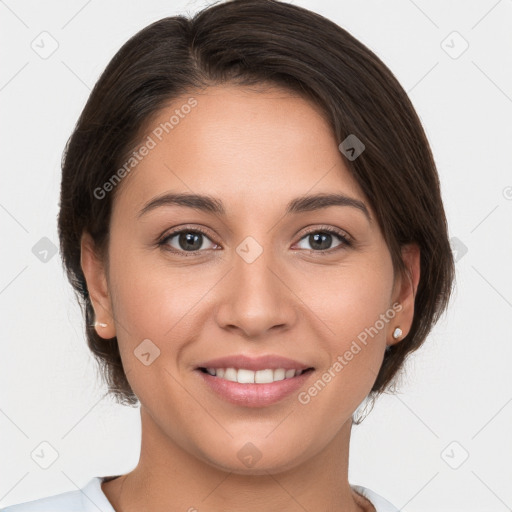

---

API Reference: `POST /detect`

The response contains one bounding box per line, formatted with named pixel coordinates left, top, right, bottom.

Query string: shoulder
left=0, top=477, right=115, bottom=512
left=352, top=484, right=400, bottom=512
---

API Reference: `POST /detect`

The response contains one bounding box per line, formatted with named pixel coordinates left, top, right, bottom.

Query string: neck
left=102, top=406, right=371, bottom=512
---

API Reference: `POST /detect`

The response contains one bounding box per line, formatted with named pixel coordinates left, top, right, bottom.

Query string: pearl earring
left=95, top=321, right=108, bottom=328
left=392, top=327, right=402, bottom=340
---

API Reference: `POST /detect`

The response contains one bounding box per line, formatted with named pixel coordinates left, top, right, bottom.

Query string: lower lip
left=196, top=369, right=314, bottom=408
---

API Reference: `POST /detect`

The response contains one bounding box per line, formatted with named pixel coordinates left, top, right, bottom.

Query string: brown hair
left=58, top=0, right=454, bottom=407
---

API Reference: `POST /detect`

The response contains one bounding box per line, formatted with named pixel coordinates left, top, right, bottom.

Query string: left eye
left=295, top=229, right=350, bottom=252
left=160, top=229, right=217, bottom=253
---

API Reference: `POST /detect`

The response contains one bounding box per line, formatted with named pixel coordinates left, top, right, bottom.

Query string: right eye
left=159, top=227, right=220, bottom=255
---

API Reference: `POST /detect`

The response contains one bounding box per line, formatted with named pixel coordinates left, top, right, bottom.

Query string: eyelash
left=157, top=225, right=352, bottom=257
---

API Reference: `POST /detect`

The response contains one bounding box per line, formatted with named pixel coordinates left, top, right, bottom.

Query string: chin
left=194, top=435, right=316, bottom=476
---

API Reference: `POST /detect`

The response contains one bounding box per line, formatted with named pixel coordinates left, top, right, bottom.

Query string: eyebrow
left=138, top=192, right=371, bottom=222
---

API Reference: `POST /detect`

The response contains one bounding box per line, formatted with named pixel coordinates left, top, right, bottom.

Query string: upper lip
left=196, top=354, right=314, bottom=372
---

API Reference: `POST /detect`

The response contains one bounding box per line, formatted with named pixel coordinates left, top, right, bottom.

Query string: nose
left=214, top=240, right=297, bottom=339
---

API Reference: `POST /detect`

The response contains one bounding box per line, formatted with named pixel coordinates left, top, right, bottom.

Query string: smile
left=196, top=367, right=315, bottom=407
left=199, top=367, right=313, bottom=384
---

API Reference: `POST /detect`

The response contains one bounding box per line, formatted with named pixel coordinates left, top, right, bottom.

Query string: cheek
left=300, top=257, right=395, bottom=387
left=109, top=257, right=208, bottom=341
left=106, top=249, right=210, bottom=403
left=306, top=256, right=394, bottom=337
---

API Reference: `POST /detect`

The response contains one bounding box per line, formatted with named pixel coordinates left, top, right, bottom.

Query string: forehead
left=113, top=84, right=368, bottom=217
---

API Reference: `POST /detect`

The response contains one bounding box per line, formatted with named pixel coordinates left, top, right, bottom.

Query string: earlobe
left=389, top=243, right=420, bottom=346
left=80, top=232, right=116, bottom=339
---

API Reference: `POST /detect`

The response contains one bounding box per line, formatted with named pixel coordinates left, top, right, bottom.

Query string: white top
left=0, top=477, right=399, bottom=512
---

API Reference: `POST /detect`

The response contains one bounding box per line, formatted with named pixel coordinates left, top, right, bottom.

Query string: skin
left=81, top=84, right=420, bottom=512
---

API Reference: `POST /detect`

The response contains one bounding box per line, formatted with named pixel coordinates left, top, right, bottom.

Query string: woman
left=1, top=0, right=454, bottom=510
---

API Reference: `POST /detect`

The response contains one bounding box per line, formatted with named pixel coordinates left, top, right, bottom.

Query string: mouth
left=195, top=366, right=315, bottom=407
left=197, top=366, right=314, bottom=384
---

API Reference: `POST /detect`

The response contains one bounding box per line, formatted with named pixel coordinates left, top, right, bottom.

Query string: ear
left=388, top=243, right=420, bottom=347
left=80, top=232, right=116, bottom=339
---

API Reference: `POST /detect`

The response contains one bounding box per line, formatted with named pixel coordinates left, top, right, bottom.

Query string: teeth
left=205, top=367, right=306, bottom=383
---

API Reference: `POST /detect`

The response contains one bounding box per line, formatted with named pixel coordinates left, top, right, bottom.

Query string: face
left=82, top=84, right=418, bottom=474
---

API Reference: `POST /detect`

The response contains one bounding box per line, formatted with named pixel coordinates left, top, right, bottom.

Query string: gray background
left=1, top=0, right=511, bottom=510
